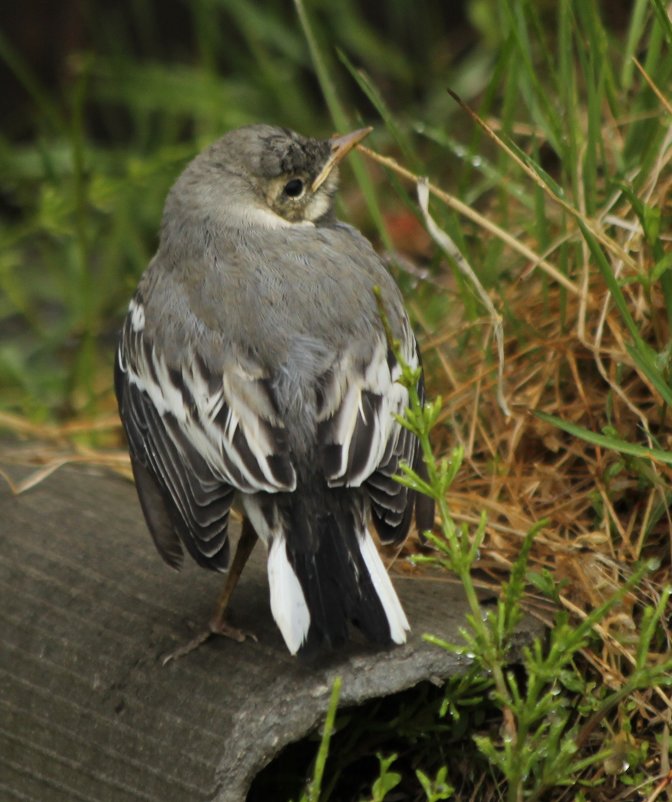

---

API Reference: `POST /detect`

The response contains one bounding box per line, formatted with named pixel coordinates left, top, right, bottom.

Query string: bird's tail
left=267, top=496, right=409, bottom=656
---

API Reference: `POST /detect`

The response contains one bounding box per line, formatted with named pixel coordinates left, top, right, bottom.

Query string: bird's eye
left=283, top=178, right=304, bottom=198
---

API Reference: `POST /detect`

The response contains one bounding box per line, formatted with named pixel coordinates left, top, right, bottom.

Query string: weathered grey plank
left=0, top=462, right=540, bottom=801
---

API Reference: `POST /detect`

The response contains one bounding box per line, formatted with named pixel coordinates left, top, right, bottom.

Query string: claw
left=161, top=618, right=257, bottom=666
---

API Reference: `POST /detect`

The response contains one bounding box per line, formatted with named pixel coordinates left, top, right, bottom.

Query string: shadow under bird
left=115, top=124, right=434, bottom=660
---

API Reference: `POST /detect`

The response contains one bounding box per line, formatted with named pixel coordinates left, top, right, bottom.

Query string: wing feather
left=116, top=293, right=296, bottom=569
left=318, top=317, right=432, bottom=545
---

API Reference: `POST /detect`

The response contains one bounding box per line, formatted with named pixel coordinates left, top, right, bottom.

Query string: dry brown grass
left=375, top=100, right=672, bottom=795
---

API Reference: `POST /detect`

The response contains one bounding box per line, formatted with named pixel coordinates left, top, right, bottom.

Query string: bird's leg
left=208, top=517, right=258, bottom=636
left=161, top=519, right=259, bottom=665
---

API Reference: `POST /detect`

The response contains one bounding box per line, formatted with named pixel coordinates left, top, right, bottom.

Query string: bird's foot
left=161, top=618, right=257, bottom=666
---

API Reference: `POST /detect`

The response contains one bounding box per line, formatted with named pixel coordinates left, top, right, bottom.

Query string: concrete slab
left=0, top=462, right=540, bottom=801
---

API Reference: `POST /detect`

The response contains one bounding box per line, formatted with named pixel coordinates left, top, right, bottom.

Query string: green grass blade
left=535, top=411, right=672, bottom=466
left=337, top=49, right=416, bottom=166
left=0, top=30, right=64, bottom=133
left=293, top=0, right=391, bottom=248
left=621, top=0, right=653, bottom=88
left=577, top=218, right=672, bottom=407
left=650, top=0, right=672, bottom=45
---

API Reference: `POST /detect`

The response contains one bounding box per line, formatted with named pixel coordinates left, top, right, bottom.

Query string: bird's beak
left=311, top=126, right=373, bottom=193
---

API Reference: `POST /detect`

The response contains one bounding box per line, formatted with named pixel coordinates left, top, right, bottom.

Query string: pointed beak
left=311, top=126, right=373, bottom=193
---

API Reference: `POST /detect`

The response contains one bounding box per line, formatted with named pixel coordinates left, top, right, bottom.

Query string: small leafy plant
left=377, top=300, right=672, bottom=801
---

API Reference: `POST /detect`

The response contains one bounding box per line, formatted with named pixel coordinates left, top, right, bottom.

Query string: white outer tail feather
left=267, top=537, right=311, bottom=655
left=358, top=529, right=410, bottom=644
left=267, top=529, right=410, bottom=655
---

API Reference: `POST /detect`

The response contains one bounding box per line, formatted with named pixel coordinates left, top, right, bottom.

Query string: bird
left=115, top=124, right=434, bottom=660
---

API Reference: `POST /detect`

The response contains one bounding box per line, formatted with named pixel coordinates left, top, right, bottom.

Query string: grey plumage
left=115, top=124, right=433, bottom=656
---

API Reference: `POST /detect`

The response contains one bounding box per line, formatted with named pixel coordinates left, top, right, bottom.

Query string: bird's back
left=115, top=124, right=433, bottom=657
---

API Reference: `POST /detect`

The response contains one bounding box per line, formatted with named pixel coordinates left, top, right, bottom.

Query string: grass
left=1, top=0, right=672, bottom=799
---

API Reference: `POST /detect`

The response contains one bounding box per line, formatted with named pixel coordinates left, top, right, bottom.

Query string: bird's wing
left=116, top=293, right=296, bottom=570
left=318, top=316, right=428, bottom=544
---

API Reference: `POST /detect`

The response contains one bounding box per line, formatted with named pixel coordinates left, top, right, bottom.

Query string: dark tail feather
left=269, top=499, right=409, bottom=656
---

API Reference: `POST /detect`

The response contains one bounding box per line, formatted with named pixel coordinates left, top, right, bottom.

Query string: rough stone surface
left=0, top=462, right=541, bottom=801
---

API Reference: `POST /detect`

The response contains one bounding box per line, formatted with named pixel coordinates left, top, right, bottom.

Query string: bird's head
left=166, top=125, right=372, bottom=230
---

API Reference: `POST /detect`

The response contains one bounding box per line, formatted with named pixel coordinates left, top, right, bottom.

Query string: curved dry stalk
left=355, top=143, right=583, bottom=298
left=416, top=178, right=510, bottom=418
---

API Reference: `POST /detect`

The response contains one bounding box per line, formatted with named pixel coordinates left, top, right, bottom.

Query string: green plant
left=384, top=307, right=672, bottom=801
left=293, top=677, right=342, bottom=802
left=365, top=753, right=402, bottom=802
left=416, top=766, right=455, bottom=801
